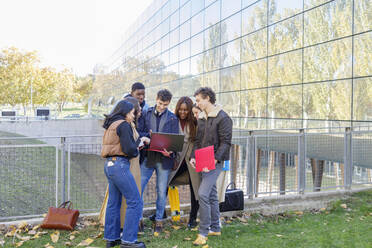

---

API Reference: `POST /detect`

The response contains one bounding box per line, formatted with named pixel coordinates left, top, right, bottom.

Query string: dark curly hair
left=194, top=87, right=216, bottom=104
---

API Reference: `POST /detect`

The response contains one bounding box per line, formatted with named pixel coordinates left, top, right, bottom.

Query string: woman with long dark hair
left=168, top=96, right=200, bottom=228
left=101, top=100, right=150, bottom=248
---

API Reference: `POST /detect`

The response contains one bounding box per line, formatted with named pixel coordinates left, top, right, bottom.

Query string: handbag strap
left=225, top=182, right=236, bottom=191
left=58, top=201, right=73, bottom=209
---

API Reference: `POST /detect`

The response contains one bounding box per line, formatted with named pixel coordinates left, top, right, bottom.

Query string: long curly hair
left=175, top=96, right=197, bottom=141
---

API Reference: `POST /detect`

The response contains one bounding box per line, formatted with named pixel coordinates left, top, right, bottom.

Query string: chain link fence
left=1, top=128, right=372, bottom=221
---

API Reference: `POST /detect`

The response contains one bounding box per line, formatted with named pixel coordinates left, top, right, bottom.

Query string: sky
left=0, top=0, right=152, bottom=76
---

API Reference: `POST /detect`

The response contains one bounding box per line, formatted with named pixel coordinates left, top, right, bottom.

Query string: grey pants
left=198, top=166, right=222, bottom=236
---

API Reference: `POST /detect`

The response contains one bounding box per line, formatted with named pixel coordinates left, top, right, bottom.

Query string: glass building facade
left=104, top=0, right=372, bottom=131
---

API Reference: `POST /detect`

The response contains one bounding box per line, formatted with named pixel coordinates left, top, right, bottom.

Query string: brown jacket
left=101, top=120, right=127, bottom=158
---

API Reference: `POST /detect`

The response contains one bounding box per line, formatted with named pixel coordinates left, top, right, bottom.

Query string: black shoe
left=106, top=239, right=121, bottom=248
left=149, top=211, right=167, bottom=222
left=120, top=241, right=146, bottom=248
left=187, top=218, right=198, bottom=229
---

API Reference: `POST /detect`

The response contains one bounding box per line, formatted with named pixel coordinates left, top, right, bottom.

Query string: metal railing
left=0, top=127, right=371, bottom=221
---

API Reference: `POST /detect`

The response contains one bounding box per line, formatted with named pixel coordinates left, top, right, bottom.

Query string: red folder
left=195, top=146, right=215, bottom=172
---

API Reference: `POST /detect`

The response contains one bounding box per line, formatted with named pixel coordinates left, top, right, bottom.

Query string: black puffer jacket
left=192, top=106, right=233, bottom=167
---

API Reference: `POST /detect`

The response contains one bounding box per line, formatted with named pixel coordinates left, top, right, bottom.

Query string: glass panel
left=191, top=32, right=204, bottom=56
left=221, top=38, right=240, bottom=67
left=240, top=118, right=267, bottom=130
left=204, top=24, right=221, bottom=50
left=242, top=0, right=267, bottom=36
left=354, top=0, right=372, bottom=34
left=304, top=0, right=352, bottom=46
left=303, top=80, right=351, bottom=120
left=170, top=10, right=180, bottom=31
left=242, top=0, right=263, bottom=8
left=304, top=38, right=352, bottom=83
left=170, top=0, right=179, bottom=14
left=269, top=14, right=303, bottom=55
left=268, top=85, right=302, bottom=119
left=191, top=54, right=204, bottom=75
left=305, top=0, right=331, bottom=10
left=241, top=28, right=267, bottom=62
left=162, top=50, right=170, bottom=67
left=168, top=63, right=179, bottom=76
left=170, top=28, right=180, bottom=48
left=354, top=32, right=372, bottom=77
left=221, top=0, right=241, bottom=20
left=180, top=19, right=191, bottom=42
left=241, top=59, right=267, bottom=90
left=201, top=70, right=220, bottom=92
left=220, top=65, right=241, bottom=92
left=162, top=1, right=171, bottom=21
left=161, top=34, right=170, bottom=52
left=180, top=0, right=191, bottom=24
left=179, top=58, right=191, bottom=77
left=221, top=12, right=241, bottom=43
left=240, top=89, right=267, bottom=118
left=353, top=77, right=372, bottom=121
left=205, top=0, right=220, bottom=27
left=268, top=50, right=302, bottom=86
left=179, top=39, right=191, bottom=60
left=191, top=0, right=204, bottom=16
left=269, top=0, right=302, bottom=24
left=205, top=0, right=217, bottom=7
left=202, top=46, right=220, bottom=72
left=169, top=45, right=179, bottom=64
left=191, top=10, right=204, bottom=36
left=219, top=91, right=241, bottom=117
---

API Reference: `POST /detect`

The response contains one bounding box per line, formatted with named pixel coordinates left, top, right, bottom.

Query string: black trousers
left=172, top=160, right=199, bottom=220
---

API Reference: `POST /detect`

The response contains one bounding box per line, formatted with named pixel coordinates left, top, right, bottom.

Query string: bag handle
left=225, top=182, right=236, bottom=191
left=58, top=201, right=73, bottom=210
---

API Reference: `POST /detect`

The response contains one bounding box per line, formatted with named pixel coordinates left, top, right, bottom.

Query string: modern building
left=104, top=0, right=371, bottom=131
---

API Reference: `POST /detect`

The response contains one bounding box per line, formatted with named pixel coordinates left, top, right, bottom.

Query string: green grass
left=1, top=190, right=371, bottom=248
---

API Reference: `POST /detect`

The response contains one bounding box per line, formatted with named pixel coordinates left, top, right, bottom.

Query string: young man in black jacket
left=190, top=87, right=233, bottom=246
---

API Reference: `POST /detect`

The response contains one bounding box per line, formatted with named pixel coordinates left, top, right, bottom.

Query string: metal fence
left=0, top=127, right=371, bottom=221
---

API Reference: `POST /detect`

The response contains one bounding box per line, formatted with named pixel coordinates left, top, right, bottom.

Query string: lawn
left=1, top=190, right=371, bottom=248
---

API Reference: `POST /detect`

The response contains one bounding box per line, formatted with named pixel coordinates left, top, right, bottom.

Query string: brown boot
left=153, top=221, right=163, bottom=235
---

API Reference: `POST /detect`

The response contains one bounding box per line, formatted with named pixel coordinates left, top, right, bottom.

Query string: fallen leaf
left=237, top=217, right=247, bottom=223
left=172, top=246, right=178, bottom=248
left=236, top=230, right=241, bottom=233
left=164, top=230, right=170, bottom=234
left=18, top=222, right=28, bottom=230
left=42, top=213, right=47, bottom=218
left=15, top=241, right=24, bottom=247
left=65, top=242, right=72, bottom=246
left=226, top=220, right=232, bottom=224
left=340, top=204, right=347, bottom=209
left=44, top=243, right=54, bottom=248
left=28, top=230, right=36, bottom=235
left=69, top=235, right=75, bottom=240
left=50, top=231, right=60, bottom=243
left=94, top=232, right=103, bottom=239
left=0, top=239, right=5, bottom=246
left=184, top=237, right=192, bottom=241
left=5, top=228, right=16, bottom=237
left=276, top=234, right=283, bottom=237
left=153, top=232, right=159, bottom=237
left=77, top=238, right=94, bottom=246
left=70, top=231, right=79, bottom=235
left=190, top=227, right=198, bottom=231
left=320, top=208, right=326, bottom=212
left=20, top=236, right=31, bottom=241
left=172, top=225, right=181, bottom=230
left=202, top=245, right=209, bottom=248
left=294, top=211, right=303, bottom=215
left=369, top=213, right=372, bottom=216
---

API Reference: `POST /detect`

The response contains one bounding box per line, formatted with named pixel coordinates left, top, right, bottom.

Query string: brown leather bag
left=41, top=201, right=80, bottom=230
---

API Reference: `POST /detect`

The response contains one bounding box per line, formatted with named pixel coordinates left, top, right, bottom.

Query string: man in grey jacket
left=190, top=87, right=233, bottom=246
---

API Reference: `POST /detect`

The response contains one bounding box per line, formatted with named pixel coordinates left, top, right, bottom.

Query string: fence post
left=246, top=131, right=255, bottom=199
left=61, top=137, right=66, bottom=203
left=297, top=129, right=306, bottom=194
left=344, top=127, right=353, bottom=190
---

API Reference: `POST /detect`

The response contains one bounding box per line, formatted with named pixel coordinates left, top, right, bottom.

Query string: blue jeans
left=140, top=160, right=171, bottom=221
left=104, top=157, right=143, bottom=243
